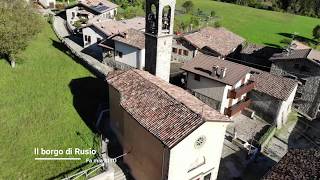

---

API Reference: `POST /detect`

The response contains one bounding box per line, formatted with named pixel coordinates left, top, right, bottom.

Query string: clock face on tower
left=194, top=135, right=207, bottom=149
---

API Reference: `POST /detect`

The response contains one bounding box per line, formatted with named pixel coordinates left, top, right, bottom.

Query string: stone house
left=181, top=53, right=255, bottom=117
left=107, top=69, right=232, bottom=180
left=270, top=49, right=320, bottom=120
left=171, top=36, right=197, bottom=62
left=231, top=43, right=282, bottom=71
left=170, top=27, right=245, bottom=63
left=249, top=70, right=298, bottom=128
left=66, top=0, right=118, bottom=31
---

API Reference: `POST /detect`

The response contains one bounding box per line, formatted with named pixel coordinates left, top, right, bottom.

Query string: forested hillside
left=218, top=0, right=320, bottom=18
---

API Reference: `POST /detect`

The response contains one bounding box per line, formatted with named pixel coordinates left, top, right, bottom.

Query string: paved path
left=53, top=16, right=113, bottom=78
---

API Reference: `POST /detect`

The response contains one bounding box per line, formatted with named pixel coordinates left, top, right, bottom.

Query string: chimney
left=211, top=65, right=219, bottom=76
left=219, top=67, right=227, bottom=78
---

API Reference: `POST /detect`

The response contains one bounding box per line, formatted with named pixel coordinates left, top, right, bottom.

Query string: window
left=72, top=12, right=75, bottom=19
left=194, top=74, right=200, bottom=81
left=87, top=36, right=91, bottom=43
left=116, top=51, right=123, bottom=58
left=294, top=64, right=300, bottom=69
left=172, top=48, right=177, bottom=53
left=97, top=38, right=101, bottom=43
left=204, top=173, right=212, bottom=180
left=84, top=35, right=88, bottom=41
left=183, top=50, right=189, bottom=56
left=178, top=49, right=182, bottom=55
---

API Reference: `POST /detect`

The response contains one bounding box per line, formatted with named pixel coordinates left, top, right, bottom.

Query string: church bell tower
left=144, top=0, right=176, bottom=82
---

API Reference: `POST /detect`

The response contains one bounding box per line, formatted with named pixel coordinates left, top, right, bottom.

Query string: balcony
left=225, top=98, right=252, bottom=117
left=228, top=80, right=255, bottom=99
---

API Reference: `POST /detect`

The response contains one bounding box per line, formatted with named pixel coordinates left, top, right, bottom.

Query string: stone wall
left=171, top=38, right=196, bottom=62
left=249, top=90, right=282, bottom=124
left=271, top=60, right=320, bottom=119
left=194, top=92, right=221, bottom=111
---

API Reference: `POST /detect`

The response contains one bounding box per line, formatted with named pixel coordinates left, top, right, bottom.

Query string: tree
left=313, top=25, right=320, bottom=41
left=0, top=0, right=42, bottom=68
left=210, top=10, right=216, bottom=17
left=182, top=1, right=194, bottom=13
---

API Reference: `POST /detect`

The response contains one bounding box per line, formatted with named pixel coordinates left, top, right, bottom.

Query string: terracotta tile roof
left=107, top=69, right=231, bottom=148
left=250, top=70, right=297, bottom=101
left=262, top=149, right=320, bottom=180
left=269, top=49, right=311, bottom=61
left=121, top=17, right=145, bottom=31
left=80, top=0, right=118, bottom=13
left=183, top=27, right=245, bottom=56
left=112, top=29, right=145, bottom=49
left=91, top=17, right=145, bottom=36
left=181, top=53, right=251, bottom=85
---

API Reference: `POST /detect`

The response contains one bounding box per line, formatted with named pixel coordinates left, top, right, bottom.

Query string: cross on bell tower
left=144, top=0, right=176, bottom=82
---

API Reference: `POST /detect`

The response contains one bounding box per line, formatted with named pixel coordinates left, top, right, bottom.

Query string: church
left=105, top=0, right=232, bottom=180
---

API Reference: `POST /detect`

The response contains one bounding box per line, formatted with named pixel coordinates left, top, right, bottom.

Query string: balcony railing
left=225, top=98, right=252, bottom=117
left=228, top=80, right=255, bottom=99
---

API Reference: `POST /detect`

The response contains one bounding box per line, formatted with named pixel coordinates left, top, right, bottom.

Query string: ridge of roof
left=181, top=53, right=251, bottom=85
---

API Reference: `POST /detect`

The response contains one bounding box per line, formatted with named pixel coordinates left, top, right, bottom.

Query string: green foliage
left=216, top=0, right=320, bottom=18
left=313, top=25, right=320, bottom=41
left=280, top=38, right=292, bottom=45
left=0, top=0, right=42, bottom=65
left=0, top=22, right=97, bottom=179
left=214, top=21, right=221, bottom=28
left=176, top=0, right=319, bottom=46
left=182, top=0, right=194, bottom=13
left=210, top=10, right=216, bottom=17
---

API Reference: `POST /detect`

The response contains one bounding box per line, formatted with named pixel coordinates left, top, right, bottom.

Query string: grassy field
left=0, top=21, right=105, bottom=179
left=176, top=0, right=320, bottom=46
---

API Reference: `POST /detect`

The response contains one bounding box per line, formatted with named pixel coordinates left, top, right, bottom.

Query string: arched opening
left=147, top=4, right=158, bottom=34
left=162, top=5, right=171, bottom=33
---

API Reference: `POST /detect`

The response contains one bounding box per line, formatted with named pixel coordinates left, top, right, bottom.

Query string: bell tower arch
left=145, top=0, right=176, bottom=82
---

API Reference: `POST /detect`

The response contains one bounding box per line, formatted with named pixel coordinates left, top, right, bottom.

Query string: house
left=82, top=17, right=145, bottom=51
left=262, top=148, right=320, bottom=179
left=231, top=43, right=282, bottom=71
left=249, top=70, right=298, bottom=128
left=181, top=53, right=255, bottom=117
left=107, top=69, right=232, bottom=180
left=66, top=0, right=118, bottom=31
left=103, top=28, right=145, bottom=70
left=38, top=0, right=56, bottom=9
left=171, top=35, right=198, bottom=62
left=270, top=48, right=320, bottom=120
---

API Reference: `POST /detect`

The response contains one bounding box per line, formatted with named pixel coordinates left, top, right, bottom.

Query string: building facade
left=65, top=0, right=118, bottom=31
left=107, top=70, right=231, bottom=180
left=249, top=71, right=298, bottom=128
left=181, top=53, right=255, bottom=117
left=103, top=29, right=145, bottom=70
left=171, top=37, right=197, bottom=62
left=270, top=49, right=320, bottom=120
